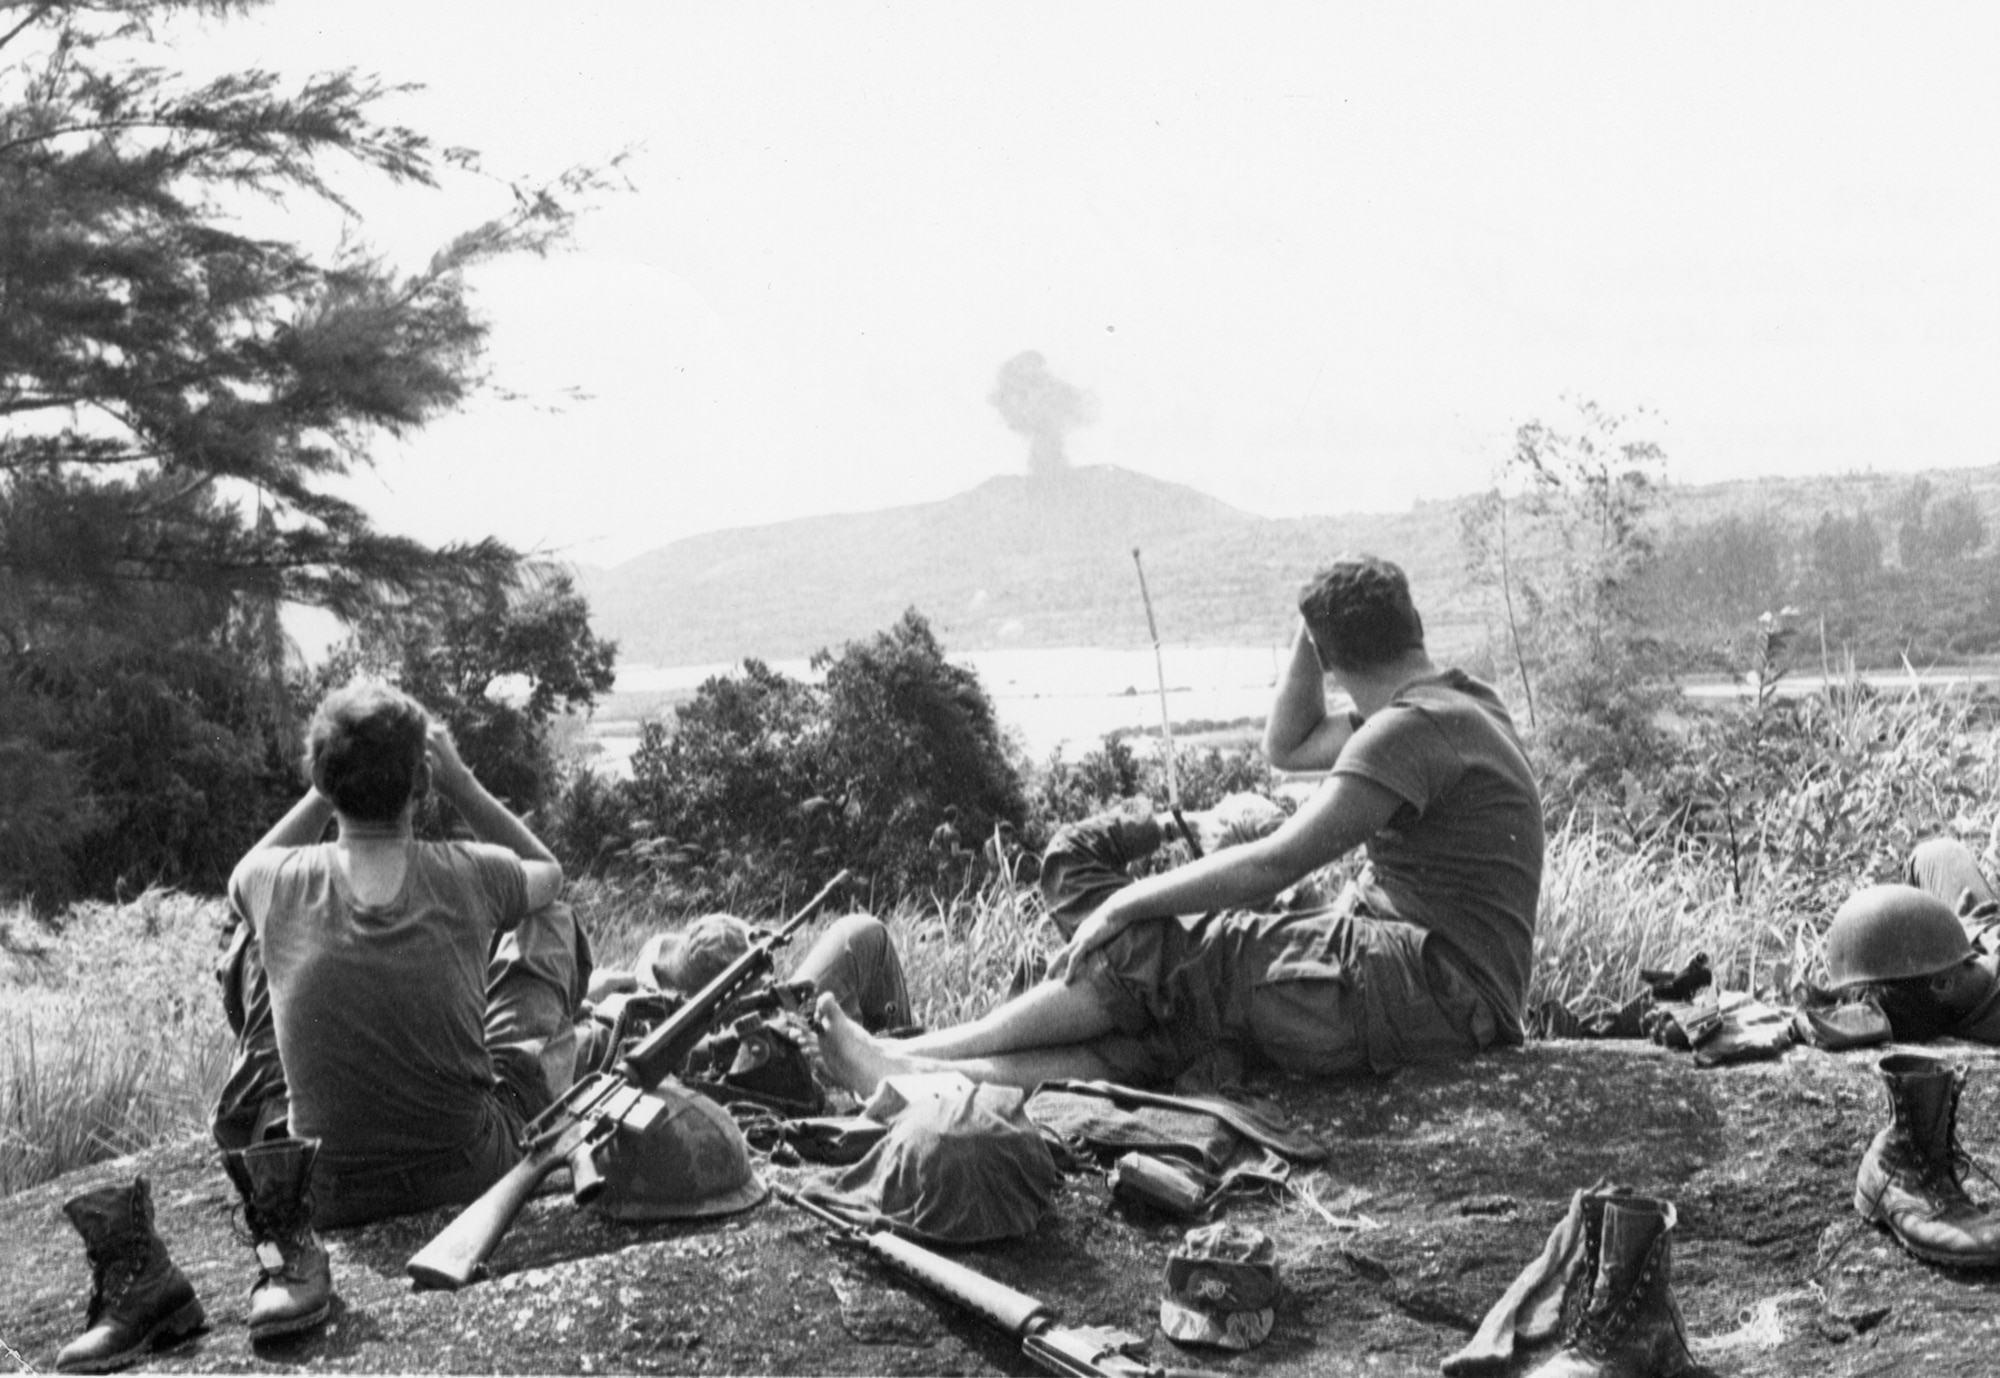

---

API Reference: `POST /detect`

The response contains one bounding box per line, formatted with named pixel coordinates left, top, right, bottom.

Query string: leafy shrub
left=1028, top=735, right=1274, bottom=840
left=2, top=624, right=298, bottom=912
left=559, top=611, right=1028, bottom=913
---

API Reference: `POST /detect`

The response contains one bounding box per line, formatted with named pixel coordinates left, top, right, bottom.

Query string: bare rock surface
left=7, top=1039, right=2000, bottom=1376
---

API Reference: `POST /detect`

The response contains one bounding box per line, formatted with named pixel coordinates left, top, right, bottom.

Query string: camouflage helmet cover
left=585, top=1081, right=767, bottom=1223
left=1824, top=884, right=1972, bottom=989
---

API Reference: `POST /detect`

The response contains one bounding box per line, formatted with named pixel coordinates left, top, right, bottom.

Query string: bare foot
left=814, top=992, right=924, bottom=1097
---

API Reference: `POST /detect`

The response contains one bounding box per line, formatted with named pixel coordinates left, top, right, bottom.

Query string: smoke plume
left=988, top=351, right=1098, bottom=475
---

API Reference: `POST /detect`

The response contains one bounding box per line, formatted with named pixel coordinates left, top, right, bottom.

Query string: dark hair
left=305, top=680, right=429, bottom=823
left=1297, top=555, right=1425, bottom=672
left=1858, top=961, right=1991, bottom=1041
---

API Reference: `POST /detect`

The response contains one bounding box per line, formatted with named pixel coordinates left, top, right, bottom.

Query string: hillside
left=581, top=466, right=1480, bottom=666
left=581, top=462, right=2000, bottom=668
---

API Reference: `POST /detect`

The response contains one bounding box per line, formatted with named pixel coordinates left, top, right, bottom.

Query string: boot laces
left=1955, top=1141, right=2000, bottom=1199
left=1565, top=1234, right=1691, bottom=1360
left=1573, top=1247, right=1653, bottom=1352
left=229, top=1201, right=314, bottom=1280
left=1914, top=1119, right=1996, bottom=1206
left=1556, top=1216, right=1606, bottom=1341
left=81, top=1238, right=145, bottom=1324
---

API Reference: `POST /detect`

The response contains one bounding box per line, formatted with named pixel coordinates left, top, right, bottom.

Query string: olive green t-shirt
left=1332, top=670, right=1544, bottom=1038
left=229, top=841, right=527, bottom=1165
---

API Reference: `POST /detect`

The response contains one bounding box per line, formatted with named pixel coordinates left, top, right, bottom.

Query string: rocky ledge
left=5, top=1039, right=2000, bottom=1376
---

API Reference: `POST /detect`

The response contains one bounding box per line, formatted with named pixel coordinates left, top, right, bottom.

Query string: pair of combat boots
left=1513, top=1052, right=2000, bottom=1373
left=1854, top=1051, right=2000, bottom=1266
left=56, top=1137, right=335, bottom=1374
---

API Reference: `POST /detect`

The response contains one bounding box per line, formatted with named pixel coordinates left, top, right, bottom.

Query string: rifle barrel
left=776, top=1187, right=1050, bottom=1337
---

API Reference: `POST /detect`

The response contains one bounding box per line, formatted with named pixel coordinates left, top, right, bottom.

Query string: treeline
left=1634, top=474, right=1997, bottom=668
left=1457, top=401, right=2000, bottom=853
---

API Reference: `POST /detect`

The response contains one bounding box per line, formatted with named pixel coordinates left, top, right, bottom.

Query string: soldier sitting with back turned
left=815, top=554, right=1546, bottom=1098
left=209, top=681, right=589, bottom=1335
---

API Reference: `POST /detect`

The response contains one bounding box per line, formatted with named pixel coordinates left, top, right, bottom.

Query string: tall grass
left=569, top=867, right=1059, bottom=1032
left=1532, top=673, right=2000, bottom=1014
left=1530, top=827, right=1821, bottom=1014
left=1, top=890, right=234, bottom=1196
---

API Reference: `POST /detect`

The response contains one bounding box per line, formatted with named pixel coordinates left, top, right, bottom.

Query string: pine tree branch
left=0, top=392, right=93, bottom=415
left=0, top=4, right=55, bottom=55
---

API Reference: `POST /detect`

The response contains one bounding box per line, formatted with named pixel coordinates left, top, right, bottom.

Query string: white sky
left=179, top=1, right=2000, bottom=567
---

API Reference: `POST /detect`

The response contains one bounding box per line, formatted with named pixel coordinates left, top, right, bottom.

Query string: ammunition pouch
left=684, top=1012, right=827, bottom=1118
left=585, top=983, right=826, bottom=1117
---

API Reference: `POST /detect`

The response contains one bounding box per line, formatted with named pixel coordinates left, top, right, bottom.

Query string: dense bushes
left=547, top=611, right=1032, bottom=911
left=0, top=605, right=299, bottom=913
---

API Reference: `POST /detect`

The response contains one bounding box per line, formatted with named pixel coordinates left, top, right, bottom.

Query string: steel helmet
left=1823, top=884, right=1971, bottom=989
left=584, top=1081, right=767, bottom=1223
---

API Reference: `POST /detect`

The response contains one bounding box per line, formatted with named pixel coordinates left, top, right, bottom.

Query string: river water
left=596, top=644, right=1291, bottom=772
left=594, top=655, right=2000, bottom=777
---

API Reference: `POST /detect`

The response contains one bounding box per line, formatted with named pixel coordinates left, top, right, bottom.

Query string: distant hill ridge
left=580, top=461, right=2000, bottom=667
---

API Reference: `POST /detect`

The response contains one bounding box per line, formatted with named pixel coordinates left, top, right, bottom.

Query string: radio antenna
left=1132, top=548, right=1200, bottom=858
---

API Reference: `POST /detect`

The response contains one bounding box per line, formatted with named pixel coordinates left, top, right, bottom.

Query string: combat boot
left=1527, top=1195, right=1695, bottom=1378
left=1854, top=1052, right=2000, bottom=1267
left=221, top=1136, right=334, bottom=1339
left=56, top=1177, right=205, bottom=1373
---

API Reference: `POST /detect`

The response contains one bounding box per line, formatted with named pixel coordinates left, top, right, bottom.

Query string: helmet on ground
left=584, top=1081, right=767, bottom=1223
left=1824, top=884, right=1971, bottom=989
left=811, top=1080, right=1057, bottom=1244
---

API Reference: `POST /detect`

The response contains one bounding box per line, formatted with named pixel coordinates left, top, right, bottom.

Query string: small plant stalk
left=1131, top=548, right=1200, bottom=857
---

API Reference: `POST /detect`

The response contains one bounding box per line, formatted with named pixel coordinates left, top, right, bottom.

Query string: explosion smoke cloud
left=988, top=351, right=1098, bottom=475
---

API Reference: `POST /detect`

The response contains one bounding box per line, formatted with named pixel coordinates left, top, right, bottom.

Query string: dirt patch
left=6, top=1040, right=2000, bottom=1375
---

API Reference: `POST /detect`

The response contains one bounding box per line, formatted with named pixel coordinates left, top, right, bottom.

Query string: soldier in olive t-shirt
left=809, top=555, right=1548, bottom=1098
left=1335, top=669, right=1543, bottom=1043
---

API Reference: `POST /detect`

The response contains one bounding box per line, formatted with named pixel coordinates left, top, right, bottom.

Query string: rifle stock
left=406, top=1117, right=603, bottom=1290
left=406, top=870, right=850, bottom=1290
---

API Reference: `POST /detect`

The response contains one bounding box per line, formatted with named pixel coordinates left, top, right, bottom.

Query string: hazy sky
left=183, top=2, right=2000, bottom=567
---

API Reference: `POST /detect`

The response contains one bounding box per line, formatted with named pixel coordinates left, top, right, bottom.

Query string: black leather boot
left=1855, top=1052, right=2000, bottom=1267
left=221, top=1136, right=335, bottom=1339
left=1527, top=1195, right=1695, bottom=1378
left=56, top=1177, right=206, bottom=1373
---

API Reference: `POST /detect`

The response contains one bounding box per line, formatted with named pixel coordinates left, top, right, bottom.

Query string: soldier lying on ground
left=816, top=554, right=1546, bottom=1097
left=1824, top=838, right=2000, bottom=1039
left=586, top=908, right=912, bottom=1033
left=574, top=908, right=913, bottom=1120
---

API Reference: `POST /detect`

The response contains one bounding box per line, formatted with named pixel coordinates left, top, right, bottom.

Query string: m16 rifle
left=777, top=1187, right=1226, bottom=1378
left=405, top=870, right=851, bottom=1290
